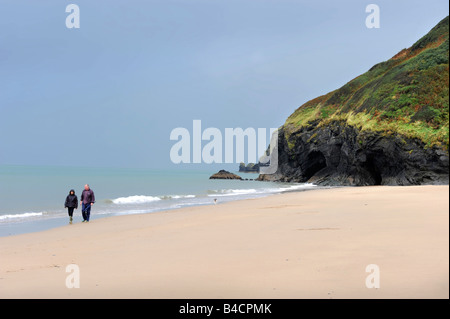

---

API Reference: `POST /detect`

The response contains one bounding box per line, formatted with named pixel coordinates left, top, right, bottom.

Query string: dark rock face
left=210, top=170, right=243, bottom=180
left=258, top=121, right=449, bottom=186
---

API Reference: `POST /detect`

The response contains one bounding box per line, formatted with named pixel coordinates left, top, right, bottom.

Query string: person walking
left=64, top=189, right=78, bottom=224
left=80, top=184, right=95, bottom=223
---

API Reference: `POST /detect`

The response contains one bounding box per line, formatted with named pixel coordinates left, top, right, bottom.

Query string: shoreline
left=0, top=185, right=448, bottom=298
left=0, top=184, right=323, bottom=238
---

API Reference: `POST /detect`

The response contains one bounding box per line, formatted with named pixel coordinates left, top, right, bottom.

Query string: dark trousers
left=67, top=207, right=75, bottom=217
left=82, top=203, right=91, bottom=221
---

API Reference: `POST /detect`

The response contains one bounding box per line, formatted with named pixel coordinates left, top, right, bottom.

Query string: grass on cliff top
left=285, top=108, right=449, bottom=150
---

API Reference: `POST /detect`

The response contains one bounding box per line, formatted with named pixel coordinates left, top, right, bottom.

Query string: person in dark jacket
left=80, top=184, right=95, bottom=223
left=64, top=189, right=78, bottom=224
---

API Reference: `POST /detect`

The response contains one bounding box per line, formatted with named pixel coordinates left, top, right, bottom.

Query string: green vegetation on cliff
left=284, top=16, right=449, bottom=150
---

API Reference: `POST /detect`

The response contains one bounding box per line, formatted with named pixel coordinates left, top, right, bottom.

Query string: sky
left=0, top=0, right=448, bottom=170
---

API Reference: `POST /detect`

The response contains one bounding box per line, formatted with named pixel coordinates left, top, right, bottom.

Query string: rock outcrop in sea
left=210, top=170, right=243, bottom=180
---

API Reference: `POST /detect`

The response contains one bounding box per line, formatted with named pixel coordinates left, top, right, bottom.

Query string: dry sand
left=0, top=185, right=448, bottom=299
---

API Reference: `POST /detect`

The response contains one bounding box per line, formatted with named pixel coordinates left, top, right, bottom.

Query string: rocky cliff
left=259, top=16, right=449, bottom=186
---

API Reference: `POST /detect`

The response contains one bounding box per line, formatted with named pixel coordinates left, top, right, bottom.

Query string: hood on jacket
left=69, top=189, right=76, bottom=195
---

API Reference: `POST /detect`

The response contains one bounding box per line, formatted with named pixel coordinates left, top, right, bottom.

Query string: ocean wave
left=208, top=188, right=258, bottom=197
left=111, top=195, right=162, bottom=205
left=0, top=212, right=44, bottom=221
left=110, top=194, right=198, bottom=205
left=207, top=183, right=316, bottom=197
left=271, top=183, right=317, bottom=192
left=160, top=194, right=196, bottom=200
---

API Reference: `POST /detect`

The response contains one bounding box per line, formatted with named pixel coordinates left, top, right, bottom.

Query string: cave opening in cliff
left=364, top=155, right=383, bottom=185
left=303, top=151, right=327, bottom=180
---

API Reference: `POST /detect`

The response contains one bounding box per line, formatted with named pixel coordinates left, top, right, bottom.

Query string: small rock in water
left=209, top=170, right=243, bottom=180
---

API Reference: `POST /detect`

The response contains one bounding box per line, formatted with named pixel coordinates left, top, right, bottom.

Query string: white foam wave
left=0, top=212, right=44, bottom=221
left=112, top=195, right=161, bottom=205
left=272, top=183, right=317, bottom=192
left=208, top=189, right=259, bottom=197
left=162, top=194, right=196, bottom=200
left=111, top=194, right=197, bottom=204
left=208, top=183, right=316, bottom=197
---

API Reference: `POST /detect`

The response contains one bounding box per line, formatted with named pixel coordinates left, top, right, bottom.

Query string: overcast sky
left=0, top=0, right=448, bottom=170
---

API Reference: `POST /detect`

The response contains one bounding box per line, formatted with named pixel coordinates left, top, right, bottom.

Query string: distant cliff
left=239, top=162, right=259, bottom=173
left=259, top=16, right=449, bottom=186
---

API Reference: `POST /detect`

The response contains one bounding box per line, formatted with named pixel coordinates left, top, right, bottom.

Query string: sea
left=0, top=165, right=317, bottom=237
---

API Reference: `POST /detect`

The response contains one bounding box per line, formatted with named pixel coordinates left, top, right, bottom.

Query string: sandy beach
left=0, top=185, right=448, bottom=299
